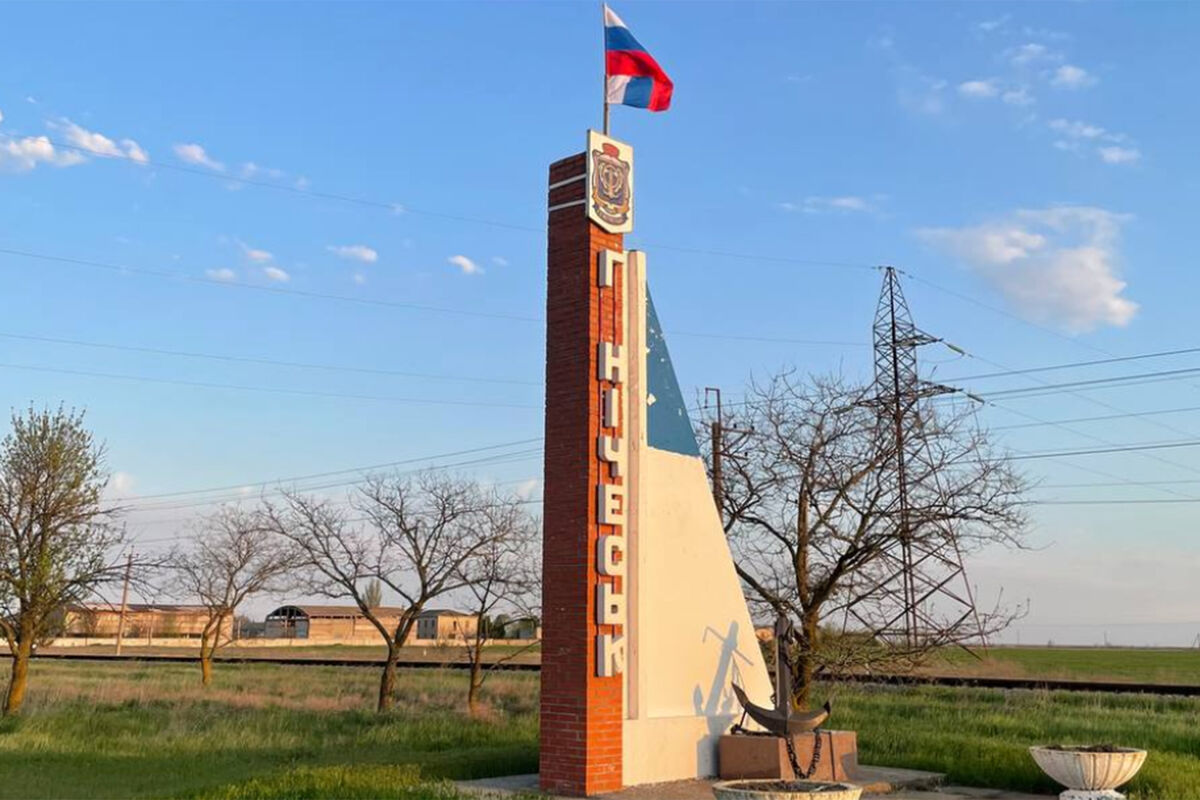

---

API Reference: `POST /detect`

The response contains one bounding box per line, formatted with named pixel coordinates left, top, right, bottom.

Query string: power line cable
left=1037, top=498, right=1200, bottom=506
left=1040, top=478, right=1200, bottom=489
left=992, top=404, right=1200, bottom=432
left=119, top=449, right=545, bottom=513
left=0, top=331, right=541, bottom=387
left=118, top=437, right=544, bottom=502
left=1011, top=438, right=1200, bottom=461
left=0, top=247, right=865, bottom=348
left=127, top=496, right=545, bottom=545
left=47, top=140, right=544, bottom=233
left=42, top=140, right=882, bottom=276
left=38, top=140, right=1162, bottom=365
left=0, top=246, right=542, bottom=323
left=956, top=348, right=1200, bottom=488
left=985, top=401, right=1200, bottom=500
left=0, top=361, right=540, bottom=409
left=980, top=366, right=1200, bottom=400
left=943, top=346, right=1200, bottom=383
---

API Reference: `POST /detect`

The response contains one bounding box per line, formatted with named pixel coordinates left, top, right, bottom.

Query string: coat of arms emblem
left=590, top=142, right=632, bottom=230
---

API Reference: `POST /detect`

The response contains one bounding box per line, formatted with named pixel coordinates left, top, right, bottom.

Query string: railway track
left=30, top=651, right=1200, bottom=695
left=32, top=651, right=539, bottom=671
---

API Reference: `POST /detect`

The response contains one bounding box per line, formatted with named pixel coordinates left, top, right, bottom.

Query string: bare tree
left=0, top=407, right=128, bottom=714
left=702, top=372, right=1027, bottom=707
left=263, top=471, right=498, bottom=712
left=170, top=506, right=293, bottom=686
left=454, top=496, right=540, bottom=715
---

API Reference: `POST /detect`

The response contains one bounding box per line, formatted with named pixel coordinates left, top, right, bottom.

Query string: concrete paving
left=456, top=772, right=1051, bottom=799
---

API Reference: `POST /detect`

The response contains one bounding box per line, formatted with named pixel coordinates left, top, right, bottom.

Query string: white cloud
left=447, top=254, right=482, bottom=275
left=123, top=139, right=149, bottom=164
left=0, top=108, right=4, bottom=124
left=263, top=266, right=290, bottom=282
left=1049, top=119, right=1140, bottom=164
left=782, top=195, right=878, bottom=214
left=958, top=79, right=998, bottom=99
left=975, top=15, right=1010, bottom=33
left=1007, top=42, right=1060, bottom=67
left=1021, top=26, right=1072, bottom=42
left=52, top=119, right=148, bottom=163
left=239, top=242, right=273, bottom=263
left=205, top=268, right=236, bottom=282
left=515, top=478, right=541, bottom=500
left=492, top=256, right=510, bottom=267
left=107, top=471, right=137, bottom=499
left=917, top=207, right=1137, bottom=332
left=240, top=162, right=285, bottom=180
left=1051, top=64, right=1096, bottom=89
left=1049, top=118, right=1106, bottom=140
left=353, top=272, right=367, bottom=285
left=327, top=244, right=378, bottom=263
left=1098, top=146, right=1141, bottom=165
left=1002, top=86, right=1034, bottom=106
left=0, top=134, right=85, bottom=171
left=173, top=142, right=225, bottom=172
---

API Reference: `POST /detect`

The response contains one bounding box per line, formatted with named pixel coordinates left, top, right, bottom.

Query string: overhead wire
left=119, top=437, right=544, bottom=502
left=0, top=331, right=541, bottom=387
left=0, top=361, right=540, bottom=410
left=116, top=448, right=545, bottom=513
left=943, top=345, right=1200, bottom=383
left=27, top=141, right=1200, bottom=510
left=0, top=246, right=867, bottom=348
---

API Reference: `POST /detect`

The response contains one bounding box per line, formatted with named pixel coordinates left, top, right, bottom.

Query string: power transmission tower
left=842, top=266, right=987, bottom=652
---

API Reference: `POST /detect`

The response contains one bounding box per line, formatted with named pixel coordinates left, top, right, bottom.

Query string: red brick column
left=540, top=152, right=625, bottom=796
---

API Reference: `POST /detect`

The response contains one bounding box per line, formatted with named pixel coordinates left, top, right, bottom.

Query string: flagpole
left=601, top=2, right=610, bottom=135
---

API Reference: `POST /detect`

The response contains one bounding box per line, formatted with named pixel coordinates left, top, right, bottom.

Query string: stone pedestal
left=718, top=730, right=859, bottom=782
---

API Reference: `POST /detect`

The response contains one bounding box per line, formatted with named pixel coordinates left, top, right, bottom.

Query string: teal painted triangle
left=645, top=289, right=701, bottom=457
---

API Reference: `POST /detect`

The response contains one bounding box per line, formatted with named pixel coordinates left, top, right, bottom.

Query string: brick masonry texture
left=540, top=151, right=626, bottom=796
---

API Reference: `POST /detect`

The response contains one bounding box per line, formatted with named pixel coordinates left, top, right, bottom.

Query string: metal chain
left=782, top=729, right=823, bottom=780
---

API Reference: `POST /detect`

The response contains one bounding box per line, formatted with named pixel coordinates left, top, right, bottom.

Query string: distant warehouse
left=64, top=603, right=210, bottom=639
left=264, top=605, right=478, bottom=643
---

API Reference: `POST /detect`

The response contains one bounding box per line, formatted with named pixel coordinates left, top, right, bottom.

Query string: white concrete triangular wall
left=622, top=251, right=773, bottom=785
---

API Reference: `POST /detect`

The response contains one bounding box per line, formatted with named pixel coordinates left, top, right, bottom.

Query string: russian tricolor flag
left=605, top=5, right=673, bottom=112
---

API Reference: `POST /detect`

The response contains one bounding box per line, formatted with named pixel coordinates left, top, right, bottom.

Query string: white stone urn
left=711, top=780, right=862, bottom=800
left=1029, top=745, right=1147, bottom=799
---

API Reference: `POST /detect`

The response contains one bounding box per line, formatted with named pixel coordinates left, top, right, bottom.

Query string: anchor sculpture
left=731, top=614, right=831, bottom=735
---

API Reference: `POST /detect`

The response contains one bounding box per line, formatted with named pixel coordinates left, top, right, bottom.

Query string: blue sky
left=3, top=2, right=1199, bottom=643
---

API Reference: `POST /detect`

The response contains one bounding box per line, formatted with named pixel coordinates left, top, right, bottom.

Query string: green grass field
left=0, top=660, right=537, bottom=799
left=825, top=683, right=1200, bottom=799
left=926, top=646, right=1200, bottom=685
left=2, top=658, right=1199, bottom=798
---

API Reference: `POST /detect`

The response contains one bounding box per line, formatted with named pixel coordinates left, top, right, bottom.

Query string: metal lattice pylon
left=840, top=266, right=986, bottom=652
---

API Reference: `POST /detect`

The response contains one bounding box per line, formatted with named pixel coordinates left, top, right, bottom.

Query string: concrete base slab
left=456, top=764, right=948, bottom=799
left=889, top=789, right=1049, bottom=800
left=718, top=731, right=859, bottom=782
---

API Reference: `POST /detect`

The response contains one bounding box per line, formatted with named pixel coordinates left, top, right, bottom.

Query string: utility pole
left=705, top=387, right=725, bottom=515
left=704, top=387, right=755, bottom=527
left=114, top=552, right=133, bottom=656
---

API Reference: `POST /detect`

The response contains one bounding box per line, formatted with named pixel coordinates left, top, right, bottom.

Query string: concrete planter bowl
left=1029, top=746, right=1147, bottom=798
left=711, top=780, right=862, bottom=800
